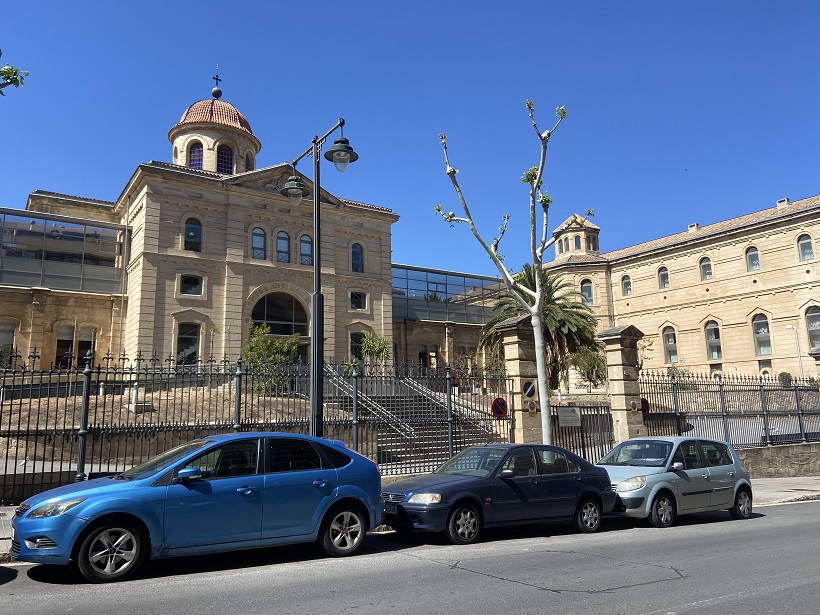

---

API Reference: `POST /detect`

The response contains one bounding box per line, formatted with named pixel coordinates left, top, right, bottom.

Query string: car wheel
left=729, top=488, right=752, bottom=520
left=574, top=498, right=602, bottom=533
left=320, top=507, right=366, bottom=556
left=446, top=503, right=481, bottom=545
left=649, top=492, right=676, bottom=528
left=75, top=522, right=146, bottom=583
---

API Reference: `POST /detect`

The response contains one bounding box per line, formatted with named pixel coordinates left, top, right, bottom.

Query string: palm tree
left=480, top=264, right=599, bottom=389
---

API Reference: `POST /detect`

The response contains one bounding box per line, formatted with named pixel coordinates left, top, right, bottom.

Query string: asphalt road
left=1, top=501, right=818, bottom=615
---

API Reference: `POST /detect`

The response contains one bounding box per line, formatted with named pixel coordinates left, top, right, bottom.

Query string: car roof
left=621, top=436, right=731, bottom=445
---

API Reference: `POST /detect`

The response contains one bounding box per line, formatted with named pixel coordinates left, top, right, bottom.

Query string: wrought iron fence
left=639, top=370, right=820, bottom=449
left=549, top=404, right=614, bottom=463
left=0, top=350, right=514, bottom=504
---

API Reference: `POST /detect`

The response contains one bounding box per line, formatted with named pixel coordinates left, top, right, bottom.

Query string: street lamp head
left=280, top=175, right=310, bottom=207
left=324, top=137, right=359, bottom=173
left=786, top=325, right=796, bottom=331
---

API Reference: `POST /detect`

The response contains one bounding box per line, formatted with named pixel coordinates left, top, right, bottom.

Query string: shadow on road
left=23, top=530, right=422, bottom=585
left=0, top=565, right=19, bottom=586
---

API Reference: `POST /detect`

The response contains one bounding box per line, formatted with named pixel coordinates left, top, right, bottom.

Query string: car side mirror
left=173, top=467, right=203, bottom=484
left=498, top=469, right=515, bottom=479
left=670, top=462, right=684, bottom=472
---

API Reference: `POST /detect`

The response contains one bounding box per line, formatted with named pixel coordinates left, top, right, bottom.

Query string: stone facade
left=1, top=92, right=397, bottom=366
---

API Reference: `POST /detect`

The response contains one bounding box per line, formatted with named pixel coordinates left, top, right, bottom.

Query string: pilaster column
left=598, top=324, right=647, bottom=444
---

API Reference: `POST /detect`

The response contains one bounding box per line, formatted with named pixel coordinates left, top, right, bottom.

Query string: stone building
left=1, top=88, right=398, bottom=366
left=549, top=197, right=820, bottom=379
left=1, top=84, right=818, bottom=381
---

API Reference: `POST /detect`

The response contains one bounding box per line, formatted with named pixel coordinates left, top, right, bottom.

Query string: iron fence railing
left=0, top=352, right=515, bottom=504
left=640, top=370, right=820, bottom=449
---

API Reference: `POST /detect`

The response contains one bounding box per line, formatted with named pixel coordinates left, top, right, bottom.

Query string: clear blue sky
left=3, top=1, right=819, bottom=277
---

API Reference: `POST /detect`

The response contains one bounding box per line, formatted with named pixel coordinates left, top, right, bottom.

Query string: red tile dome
left=175, top=99, right=253, bottom=135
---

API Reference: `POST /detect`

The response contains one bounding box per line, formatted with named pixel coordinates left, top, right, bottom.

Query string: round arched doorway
left=250, top=292, right=309, bottom=361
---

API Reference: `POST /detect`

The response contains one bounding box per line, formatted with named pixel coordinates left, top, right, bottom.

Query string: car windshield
left=120, top=440, right=212, bottom=480
left=598, top=440, right=673, bottom=467
left=434, top=447, right=506, bottom=477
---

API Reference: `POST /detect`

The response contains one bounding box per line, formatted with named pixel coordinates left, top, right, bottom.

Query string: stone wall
left=737, top=442, right=820, bottom=478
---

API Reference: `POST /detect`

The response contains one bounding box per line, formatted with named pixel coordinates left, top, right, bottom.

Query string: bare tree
left=435, top=100, right=592, bottom=444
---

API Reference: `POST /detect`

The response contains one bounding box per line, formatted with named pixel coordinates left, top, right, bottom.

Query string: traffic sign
left=491, top=397, right=508, bottom=419
left=521, top=379, right=539, bottom=401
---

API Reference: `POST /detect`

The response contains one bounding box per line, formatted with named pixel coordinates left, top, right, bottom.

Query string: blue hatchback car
left=11, top=432, right=384, bottom=582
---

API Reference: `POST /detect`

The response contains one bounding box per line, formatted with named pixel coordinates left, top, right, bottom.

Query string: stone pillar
left=598, top=325, right=647, bottom=444
left=498, top=316, right=542, bottom=444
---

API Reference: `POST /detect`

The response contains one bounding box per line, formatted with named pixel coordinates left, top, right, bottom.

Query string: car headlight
left=27, top=497, right=87, bottom=518
left=616, top=477, right=647, bottom=493
left=407, top=493, right=441, bottom=504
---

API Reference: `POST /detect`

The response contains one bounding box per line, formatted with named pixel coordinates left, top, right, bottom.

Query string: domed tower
left=168, top=74, right=262, bottom=175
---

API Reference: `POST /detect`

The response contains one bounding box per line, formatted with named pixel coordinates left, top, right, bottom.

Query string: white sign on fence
left=558, top=406, right=582, bottom=428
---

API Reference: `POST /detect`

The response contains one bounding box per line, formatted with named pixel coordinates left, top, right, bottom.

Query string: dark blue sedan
left=11, top=433, right=383, bottom=582
left=382, top=444, right=615, bottom=544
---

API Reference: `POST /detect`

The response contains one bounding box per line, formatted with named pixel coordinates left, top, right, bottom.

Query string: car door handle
left=313, top=480, right=330, bottom=488
left=529, top=479, right=539, bottom=485
left=702, top=474, right=710, bottom=480
left=236, top=487, right=256, bottom=495
left=728, top=472, right=735, bottom=477
left=574, top=476, right=582, bottom=481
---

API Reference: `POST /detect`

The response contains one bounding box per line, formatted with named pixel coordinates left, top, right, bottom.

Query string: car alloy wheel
left=730, top=489, right=752, bottom=520
left=321, top=508, right=365, bottom=556
left=650, top=493, right=676, bottom=528
left=575, top=498, right=602, bottom=533
left=446, top=504, right=480, bottom=545
left=76, top=524, right=145, bottom=583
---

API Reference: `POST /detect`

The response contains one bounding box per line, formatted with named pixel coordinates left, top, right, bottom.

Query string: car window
left=317, top=442, right=352, bottom=468
left=502, top=448, right=537, bottom=477
left=123, top=440, right=211, bottom=480
left=700, top=441, right=734, bottom=466
left=434, top=447, right=506, bottom=477
left=268, top=437, right=322, bottom=472
left=671, top=445, right=685, bottom=467
left=680, top=440, right=706, bottom=469
left=536, top=448, right=578, bottom=474
left=182, top=440, right=259, bottom=479
left=598, top=440, right=672, bottom=467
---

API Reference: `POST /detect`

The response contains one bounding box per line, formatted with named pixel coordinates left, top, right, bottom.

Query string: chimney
left=776, top=197, right=790, bottom=208
left=688, top=223, right=700, bottom=232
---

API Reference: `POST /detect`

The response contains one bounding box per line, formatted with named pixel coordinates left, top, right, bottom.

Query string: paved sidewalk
left=3, top=476, right=820, bottom=564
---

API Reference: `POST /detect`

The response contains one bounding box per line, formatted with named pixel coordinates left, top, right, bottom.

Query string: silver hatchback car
left=597, top=437, right=752, bottom=527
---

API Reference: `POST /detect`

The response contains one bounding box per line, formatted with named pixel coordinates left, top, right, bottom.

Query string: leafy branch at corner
left=434, top=101, right=596, bottom=445
left=0, top=49, right=29, bottom=96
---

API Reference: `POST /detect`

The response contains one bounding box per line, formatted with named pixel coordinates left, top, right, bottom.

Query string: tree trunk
left=531, top=314, right=553, bottom=444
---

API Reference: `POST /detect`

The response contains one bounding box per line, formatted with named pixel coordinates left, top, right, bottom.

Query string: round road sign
left=491, top=397, right=508, bottom=418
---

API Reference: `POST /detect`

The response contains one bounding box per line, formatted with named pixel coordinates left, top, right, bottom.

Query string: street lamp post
left=281, top=119, right=358, bottom=437
left=785, top=324, right=804, bottom=379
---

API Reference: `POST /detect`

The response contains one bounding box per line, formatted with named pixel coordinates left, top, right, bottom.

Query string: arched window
left=574, top=235, right=581, bottom=250
left=699, top=257, right=712, bottom=281
left=251, top=227, right=266, bottom=259
left=806, top=307, right=820, bottom=350
left=745, top=247, right=760, bottom=271
left=352, top=243, right=364, bottom=273
left=180, top=275, right=203, bottom=295
left=663, top=327, right=678, bottom=364
left=0, top=322, right=15, bottom=367
left=705, top=321, right=722, bottom=361
left=300, top=234, right=313, bottom=265
left=251, top=292, right=308, bottom=336
left=621, top=275, right=632, bottom=297
left=276, top=232, right=290, bottom=263
left=188, top=141, right=203, bottom=170
left=177, top=323, right=200, bottom=364
left=658, top=266, right=670, bottom=289
left=580, top=279, right=593, bottom=305
left=563, top=237, right=569, bottom=252
left=185, top=218, right=202, bottom=252
left=798, top=234, right=814, bottom=261
left=217, top=145, right=234, bottom=174
left=350, top=332, right=365, bottom=361
left=55, top=324, right=75, bottom=368
left=245, top=153, right=254, bottom=172
left=752, top=314, right=772, bottom=356
left=558, top=240, right=564, bottom=254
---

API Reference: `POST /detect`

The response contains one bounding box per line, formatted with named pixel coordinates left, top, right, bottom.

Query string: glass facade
left=0, top=209, right=124, bottom=293
left=391, top=265, right=502, bottom=325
